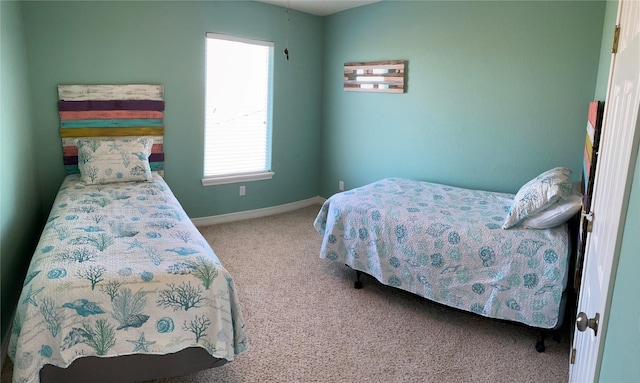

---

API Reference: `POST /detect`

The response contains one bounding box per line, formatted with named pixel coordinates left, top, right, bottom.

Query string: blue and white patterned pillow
left=502, top=167, right=573, bottom=229
left=76, top=138, right=153, bottom=184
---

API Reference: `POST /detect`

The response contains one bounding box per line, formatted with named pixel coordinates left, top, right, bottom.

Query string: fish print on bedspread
left=9, top=173, right=247, bottom=383
left=314, top=178, right=570, bottom=329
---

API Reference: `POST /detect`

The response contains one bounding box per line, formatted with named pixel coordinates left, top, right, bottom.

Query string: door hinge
left=571, top=348, right=577, bottom=364
left=582, top=210, right=594, bottom=232
left=612, top=24, right=620, bottom=54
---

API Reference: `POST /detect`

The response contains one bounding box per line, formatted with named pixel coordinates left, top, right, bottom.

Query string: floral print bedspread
left=314, top=178, right=569, bottom=329
left=9, top=174, right=247, bottom=383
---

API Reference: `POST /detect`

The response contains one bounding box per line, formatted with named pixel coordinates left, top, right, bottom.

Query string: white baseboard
left=191, top=196, right=325, bottom=227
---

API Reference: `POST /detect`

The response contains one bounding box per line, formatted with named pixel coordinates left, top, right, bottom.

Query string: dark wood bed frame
left=40, top=347, right=227, bottom=383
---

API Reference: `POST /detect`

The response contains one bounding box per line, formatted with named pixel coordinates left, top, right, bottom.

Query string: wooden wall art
left=344, top=60, right=406, bottom=93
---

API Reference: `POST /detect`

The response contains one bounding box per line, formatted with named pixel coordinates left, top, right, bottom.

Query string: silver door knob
left=576, top=312, right=599, bottom=336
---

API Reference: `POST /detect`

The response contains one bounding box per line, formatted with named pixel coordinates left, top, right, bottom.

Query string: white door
left=570, top=1, right=640, bottom=382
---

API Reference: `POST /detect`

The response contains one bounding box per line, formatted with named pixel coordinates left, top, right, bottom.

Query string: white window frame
left=201, top=33, right=275, bottom=187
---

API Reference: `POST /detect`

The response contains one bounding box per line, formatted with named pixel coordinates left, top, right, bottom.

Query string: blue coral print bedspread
left=9, top=174, right=247, bottom=383
left=314, top=178, right=569, bottom=329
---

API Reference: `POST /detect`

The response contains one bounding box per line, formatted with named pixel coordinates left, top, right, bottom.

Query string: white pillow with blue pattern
left=76, top=138, right=153, bottom=184
left=502, top=167, right=573, bottom=229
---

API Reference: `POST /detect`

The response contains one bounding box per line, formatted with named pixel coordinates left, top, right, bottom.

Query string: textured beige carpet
left=2, top=205, right=570, bottom=383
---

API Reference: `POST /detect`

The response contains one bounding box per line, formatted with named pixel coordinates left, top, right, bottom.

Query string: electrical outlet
left=339, top=181, right=344, bottom=191
left=239, top=185, right=246, bottom=196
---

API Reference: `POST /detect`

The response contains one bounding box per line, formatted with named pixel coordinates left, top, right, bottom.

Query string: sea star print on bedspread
left=9, top=173, right=247, bottom=383
left=314, top=178, right=570, bottom=329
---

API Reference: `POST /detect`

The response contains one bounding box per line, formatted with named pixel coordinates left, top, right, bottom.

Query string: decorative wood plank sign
left=344, top=60, right=406, bottom=93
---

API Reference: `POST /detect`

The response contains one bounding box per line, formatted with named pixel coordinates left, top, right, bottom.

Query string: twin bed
left=314, top=167, right=581, bottom=350
left=8, top=85, right=247, bottom=383
left=10, top=174, right=247, bottom=383
left=312, top=104, right=599, bottom=349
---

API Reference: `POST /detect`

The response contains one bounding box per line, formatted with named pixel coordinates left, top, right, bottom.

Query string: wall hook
left=284, top=1, right=290, bottom=60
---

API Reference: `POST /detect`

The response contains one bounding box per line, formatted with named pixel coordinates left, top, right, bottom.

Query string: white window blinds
left=203, top=33, right=274, bottom=185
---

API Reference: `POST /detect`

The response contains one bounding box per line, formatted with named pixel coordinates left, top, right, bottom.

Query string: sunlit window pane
left=204, top=33, right=273, bottom=178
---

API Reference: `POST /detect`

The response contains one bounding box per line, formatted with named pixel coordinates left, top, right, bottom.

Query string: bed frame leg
left=354, top=270, right=363, bottom=289
left=536, top=328, right=563, bottom=353
left=535, top=331, right=546, bottom=353
left=552, top=329, right=562, bottom=342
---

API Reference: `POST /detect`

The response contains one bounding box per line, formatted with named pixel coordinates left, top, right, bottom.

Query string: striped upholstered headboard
left=574, top=100, right=604, bottom=292
left=58, top=84, right=165, bottom=175
left=581, top=101, right=604, bottom=211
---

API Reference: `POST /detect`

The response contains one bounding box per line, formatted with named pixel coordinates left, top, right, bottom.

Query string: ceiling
left=256, top=0, right=381, bottom=16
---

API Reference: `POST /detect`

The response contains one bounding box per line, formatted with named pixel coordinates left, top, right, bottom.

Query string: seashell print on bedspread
left=9, top=173, right=247, bottom=383
left=314, top=178, right=570, bottom=329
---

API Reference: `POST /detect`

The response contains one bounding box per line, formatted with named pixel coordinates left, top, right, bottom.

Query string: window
left=202, top=33, right=274, bottom=186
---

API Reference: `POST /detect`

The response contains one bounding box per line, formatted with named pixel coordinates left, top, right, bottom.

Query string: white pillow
left=77, top=138, right=153, bottom=184
left=502, top=167, right=573, bottom=229
left=521, top=186, right=583, bottom=229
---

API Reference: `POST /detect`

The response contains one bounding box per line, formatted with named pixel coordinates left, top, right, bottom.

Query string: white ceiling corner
left=256, top=0, right=381, bottom=16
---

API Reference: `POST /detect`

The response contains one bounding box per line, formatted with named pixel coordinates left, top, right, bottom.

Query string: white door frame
left=569, top=0, right=640, bottom=381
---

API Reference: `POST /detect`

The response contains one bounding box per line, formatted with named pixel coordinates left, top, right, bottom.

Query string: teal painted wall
left=593, top=0, right=619, bottom=101
left=20, top=0, right=323, bottom=218
left=321, top=1, right=605, bottom=197
left=0, top=1, right=45, bottom=344
left=597, top=0, right=640, bottom=380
